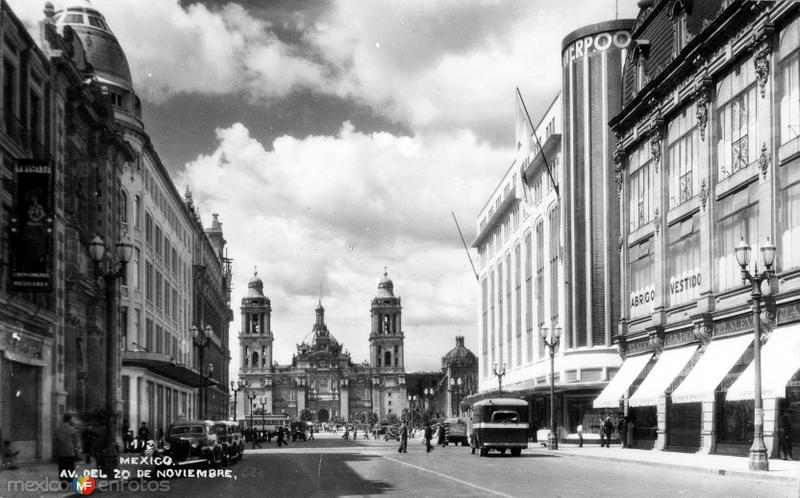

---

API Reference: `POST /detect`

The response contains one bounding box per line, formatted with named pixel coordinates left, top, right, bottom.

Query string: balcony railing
left=3, top=113, right=49, bottom=159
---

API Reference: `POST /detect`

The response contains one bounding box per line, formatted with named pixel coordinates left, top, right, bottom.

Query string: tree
left=385, top=413, right=399, bottom=426
left=368, top=412, right=379, bottom=425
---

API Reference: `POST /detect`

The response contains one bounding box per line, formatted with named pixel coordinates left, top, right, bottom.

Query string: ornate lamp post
left=424, top=387, right=436, bottom=419
left=230, top=380, right=245, bottom=422
left=89, top=233, right=133, bottom=475
left=540, top=327, right=562, bottom=451
left=493, top=362, right=507, bottom=395
left=734, top=237, right=777, bottom=472
left=248, top=392, right=257, bottom=431
left=191, top=325, right=213, bottom=418
left=407, top=394, right=417, bottom=426
left=259, top=397, right=267, bottom=434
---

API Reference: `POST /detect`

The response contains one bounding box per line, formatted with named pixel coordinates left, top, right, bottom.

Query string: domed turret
left=377, top=269, right=395, bottom=298
left=246, top=270, right=265, bottom=299
left=442, top=336, right=477, bottom=369
left=52, top=0, right=142, bottom=127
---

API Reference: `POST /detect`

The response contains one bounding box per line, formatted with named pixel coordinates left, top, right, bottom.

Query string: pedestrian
left=121, top=419, right=131, bottom=453
left=398, top=422, right=408, bottom=453
left=353, top=426, right=358, bottom=440
left=276, top=426, right=287, bottom=447
left=627, top=417, right=635, bottom=448
left=424, top=423, right=433, bottom=453
left=437, top=424, right=446, bottom=447
left=309, top=425, right=315, bottom=440
left=343, top=425, right=350, bottom=440
left=137, top=421, right=150, bottom=455
left=617, top=416, right=628, bottom=448
left=55, top=414, right=80, bottom=485
left=577, top=424, right=584, bottom=448
left=781, top=412, right=793, bottom=460
left=156, top=427, right=164, bottom=449
left=601, top=417, right=613, bottom=448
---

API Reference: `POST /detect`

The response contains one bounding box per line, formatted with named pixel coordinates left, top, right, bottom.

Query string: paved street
left=100, top=433, right=796, bottom=497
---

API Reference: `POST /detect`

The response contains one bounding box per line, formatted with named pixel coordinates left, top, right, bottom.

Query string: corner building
left=605, top=0, right=800, bottom=458
left=471, top=19, right=633, bottom=442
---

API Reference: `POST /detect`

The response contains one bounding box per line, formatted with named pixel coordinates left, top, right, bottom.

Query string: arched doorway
left=317, top=408, right=329, bottom=422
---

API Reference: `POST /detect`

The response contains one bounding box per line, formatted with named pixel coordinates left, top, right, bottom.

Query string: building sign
left=11, top=159, right=54, bottom=292
left=714, top=314, right=753, bottom=338
left=626, top=339, right=651, bottom=356
left=665, top=329, right=695, bottom=347
left=630, top=285, right=656, bottom=315
left=778, top=302, right=800, bottom=325
left=562, top=30, right=632, bottom=66
left=669, top=271, right=702, bottom=296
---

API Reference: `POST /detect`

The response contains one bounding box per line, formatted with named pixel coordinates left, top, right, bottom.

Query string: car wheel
left=500, top=448, right=506, bottom=455
left=479, top=448, right=487, bottom=457
left=511, top=448, right=522, bottom=457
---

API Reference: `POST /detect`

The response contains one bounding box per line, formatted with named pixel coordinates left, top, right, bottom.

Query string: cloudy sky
left=11, top=0, right=639, bottom=373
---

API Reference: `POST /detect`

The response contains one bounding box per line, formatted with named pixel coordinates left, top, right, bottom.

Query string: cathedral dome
left=377, top=270, right=395, bottom=298
left=245, top=270, right=266, bottom=299
left=53, top=0, right=133, bottom=91
left=442, top=336, right=477, bottom=367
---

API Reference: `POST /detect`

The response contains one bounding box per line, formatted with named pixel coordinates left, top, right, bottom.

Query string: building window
left=155, top=272, right=162, bottom=310
left=715, top=181, right=760, bottom=291
left=779, top=159, right=800, bottom=270
left=134, top=195, right=141, bottom=228
left=145, top=318, right=153, bottom=351
left=548, top=204, right=560, bottom=325
left=134, top=309, right=141, bottom=349
left=482, top=277, right=488, bottom=373
left=145, top=261, right=153, bottom=301
left=628, top=140, right=653, bottom=231
left=780, top=18, right=800, bottom=149
left=155, top=225, right=162, bottom=259
left=3, top=59, right=16, bottom=134
left=505, top=253, right=512, bottom=365
left=524, top=231, right=533, bottom=363
left=497, top=261, right=504, bottom=363
left=636, top=56, right=646, bottom=93
left=667, top=103, right=698, bottom=209
left=629, top=237, right=655, bottom=319
left=133, top=247, right=141, bottom=289
left=490, top=269, right=495, bottom=365
left=672, top=1, right=689, bottom=54
left=667, top=213, right=701, bottom=307
left=514, top=243, right=522, bottom=368
left=156, top=325, right=163, bottom=353
left=716, top=58, right=761, bottom=179
left=535, top=221, right=545, bottom=358
left=145, top=212, right=153, bottom=246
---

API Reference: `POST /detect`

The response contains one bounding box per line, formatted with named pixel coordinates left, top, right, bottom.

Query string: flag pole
left=516, top=87, right=559, bottom=198
left=452, top=211, right=479, bottom=283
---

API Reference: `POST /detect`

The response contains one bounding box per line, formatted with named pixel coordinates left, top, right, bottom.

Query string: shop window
left=628, top=141, right=653, bottom=231
left=667, top=213, right=701, bottom=307
left=628, top=237, right=655, bottom=319
left=667, top=104, right=699, bottom=208
left=715, top=182, right=760, bottom=291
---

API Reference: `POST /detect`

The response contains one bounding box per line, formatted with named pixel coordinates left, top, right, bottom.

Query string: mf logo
left=72, top=476, right=97, bottom=495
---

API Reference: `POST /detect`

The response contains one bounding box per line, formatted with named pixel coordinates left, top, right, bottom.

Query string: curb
left=548, top=450, right=800, bottom=485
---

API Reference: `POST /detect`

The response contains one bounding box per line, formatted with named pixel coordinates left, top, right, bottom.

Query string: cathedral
left=235, top=271, right=407, bottom=422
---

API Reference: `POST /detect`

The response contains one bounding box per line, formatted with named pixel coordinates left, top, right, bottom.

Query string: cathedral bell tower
left=238, top=270, right=273, bottom=419
left=369, top=270, right=406, bottom=419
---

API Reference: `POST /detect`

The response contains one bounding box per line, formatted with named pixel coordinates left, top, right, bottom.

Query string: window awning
left=592, top=353, right=652, bottom=409
left=628, top=345, right=697, bottom=407
left=671, top=334, right=752, bottom=404
left=726, top=323, right=800, bottom=401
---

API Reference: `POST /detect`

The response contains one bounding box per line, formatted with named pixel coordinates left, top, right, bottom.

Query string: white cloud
left=180, top=122, right=502, bottom=371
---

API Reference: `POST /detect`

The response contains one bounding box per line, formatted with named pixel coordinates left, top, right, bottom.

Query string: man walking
left=424, top=423, right=433, bottom=453
left=137, top=421, right=150, bottom=455
left=308, top=425, right=315, bottom=440
left=601, top=417, right=614, bottom=448
left=55, top=414, right=80, bottom=486
left=398, top=422, right=408, bottom=453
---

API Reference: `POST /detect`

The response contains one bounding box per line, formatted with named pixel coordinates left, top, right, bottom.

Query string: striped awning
left=628, top=345, right=697, bottom=407
left=592, top=353, right=652, bottom=409
left=671, top=334, right=752, bottom=404
left=726, top=323, right=800, bottom=401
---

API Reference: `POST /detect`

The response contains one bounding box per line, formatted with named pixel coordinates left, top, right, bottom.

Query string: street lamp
left=192, top=325, right=213, bottom=419
left=539, top=327, right=562, bottom=451
left=450, top=377, right=463, bottom=417
left=259, top=397, right=267, bottom=434
left=89, top=233, right=133, bottom=475
left=734, top=237, right=777, bottom=472
left=230, top=380, right=245, bottom=422
left=493, top=362, right=507, bottom=395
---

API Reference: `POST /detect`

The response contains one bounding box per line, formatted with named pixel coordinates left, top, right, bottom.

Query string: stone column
left=129, top=375, right=139, bottom=426
left=699, top=400, right=716, bottom=454
left=654, top=395, right=667, bottom=450
left=340, top=385, right=349, bottom=421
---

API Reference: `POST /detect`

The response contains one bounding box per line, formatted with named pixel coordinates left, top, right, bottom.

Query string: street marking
left=316, top=453, right=323, bottom=484
left=381, top=456, right=517, bottom=498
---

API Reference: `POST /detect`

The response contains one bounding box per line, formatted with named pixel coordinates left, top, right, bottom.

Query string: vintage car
left=162, top=420, right=223, bottom=467
left=291, top=421, right=308, bottom=442
left=213, top=421, right=244, bottom=465
left=470, top=398, right=529, bottom=457
left=444, top=418, right=469, bottom=446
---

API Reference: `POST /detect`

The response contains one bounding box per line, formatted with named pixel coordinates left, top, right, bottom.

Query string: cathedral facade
left=235, top=272, right=407, bottom=422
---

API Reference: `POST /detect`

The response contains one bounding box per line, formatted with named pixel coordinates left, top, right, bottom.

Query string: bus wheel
left=511, top=448, right=521, bottom=457
left=479, top=448, right=487, bottom=457
left=500, top=448, right=506, bottom=455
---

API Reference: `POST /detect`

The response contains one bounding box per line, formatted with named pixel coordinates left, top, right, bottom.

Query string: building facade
left=605, top=0, right=800, bottom=458
left=472, top=19, right=635, bottom=441
left=237, top=271, right=407, bottom=423
left=441, top=336, right=478, bottom=418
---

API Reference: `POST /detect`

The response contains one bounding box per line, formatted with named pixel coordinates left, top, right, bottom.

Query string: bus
left=238, top=414, right=290, bottom=436
left=470, top=398, right=529, bottom=457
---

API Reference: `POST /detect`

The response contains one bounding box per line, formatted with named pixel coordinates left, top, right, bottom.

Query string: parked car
left=213, top=421, right=244, bottom=465
left=444, top=418, right=469, bottom=446
left=162, top=420, right=223, bottom=467
left=383, top=425, right=400, bottom=441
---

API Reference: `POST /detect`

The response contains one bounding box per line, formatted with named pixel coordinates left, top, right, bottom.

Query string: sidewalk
left=0, top=460, right=138, bottom=497
left=534, top=442, right=800, bottom=485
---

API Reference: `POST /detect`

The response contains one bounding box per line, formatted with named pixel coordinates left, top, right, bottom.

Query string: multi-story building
left=606, top=0, right=800, bottom=459
left=237, top=271, right=406, bottom=423
left=473, top=19, right=635, bottom=441
left=53, top=0, right=232, bottom=437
